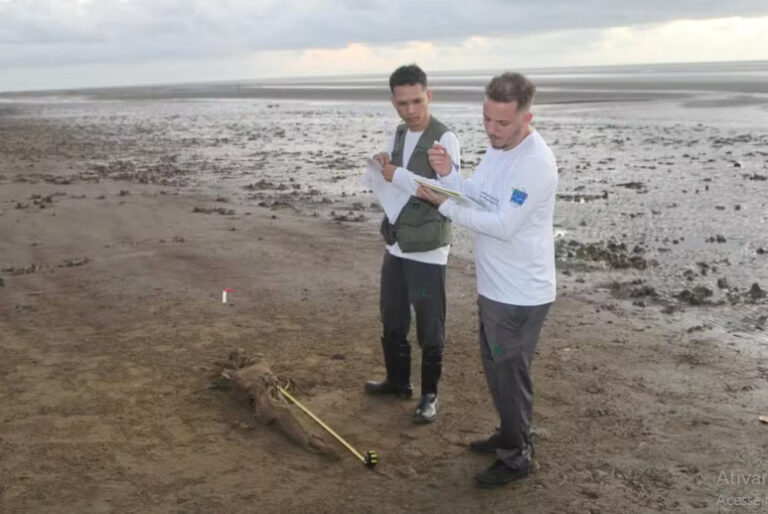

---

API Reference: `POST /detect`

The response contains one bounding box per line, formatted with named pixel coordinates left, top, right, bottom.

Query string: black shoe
left=364, top=379, right=413, bottom=399
left=473, top=459, right=529, bottom=488
left=469, top=433, right=500, bottom=453
left=470, top=433, right=536, bottom=457
left=413, top=393, right=438, bottom=424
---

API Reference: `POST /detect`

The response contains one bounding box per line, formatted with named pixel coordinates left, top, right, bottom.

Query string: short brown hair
left=485, top=72, right=535, bottom=109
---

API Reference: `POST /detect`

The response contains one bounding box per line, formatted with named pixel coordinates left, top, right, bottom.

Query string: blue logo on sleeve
left=510, top=189, right=528, bottom=206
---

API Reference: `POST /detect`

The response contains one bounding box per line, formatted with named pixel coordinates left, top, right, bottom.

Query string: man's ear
left=524, top=111, right=533, bottom=123
left=426, top=89, right=433, bottom=102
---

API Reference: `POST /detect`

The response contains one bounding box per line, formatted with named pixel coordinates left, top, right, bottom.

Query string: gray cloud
left=1, top=0, right=768, bottom=68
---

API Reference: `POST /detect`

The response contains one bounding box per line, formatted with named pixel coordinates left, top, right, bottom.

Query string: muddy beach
left=2, top=76, right=768, bottom=513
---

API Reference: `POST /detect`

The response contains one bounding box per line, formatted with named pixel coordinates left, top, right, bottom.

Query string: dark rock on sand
left=331, top=211, right=366, bottom=223
left=2, top=264, right=38, bottom=276
left=617, top=181, right=647, bottom=191
left=716, top=278, right=730, bottom=289
left=193, top=206, right=235, bottom=215
left=675, top=286, right=714, bottom=306
left=58, top=257, right=91, bottom=268
left=605, top=280, right=658, bottom=300
left=243, top=179, right=277, bottom=191
left=557, top=191, right=608, bottom=202
left=748, top=283, right=767, bottom=300
left=31, top=193, right=63, bottom=207
left=556, top=240, right=650, bottom=270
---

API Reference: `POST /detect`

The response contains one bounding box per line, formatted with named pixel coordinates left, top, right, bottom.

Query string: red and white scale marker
left=222, top=288, right=233, bottom=303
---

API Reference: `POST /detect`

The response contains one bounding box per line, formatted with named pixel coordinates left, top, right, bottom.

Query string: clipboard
left=413, top=177, right=462, bottom=199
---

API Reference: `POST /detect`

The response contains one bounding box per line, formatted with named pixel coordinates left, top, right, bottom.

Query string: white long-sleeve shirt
left=438, top=129, right=557, bottom=305
left=384, top=129, right=461, bottom=265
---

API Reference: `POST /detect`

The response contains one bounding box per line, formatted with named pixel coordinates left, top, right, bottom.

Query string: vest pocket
left=396, top=198, right=451, bottom=253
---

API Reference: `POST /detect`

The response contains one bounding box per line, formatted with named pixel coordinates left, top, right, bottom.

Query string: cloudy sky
left=1, top=0, right=767, bottom=91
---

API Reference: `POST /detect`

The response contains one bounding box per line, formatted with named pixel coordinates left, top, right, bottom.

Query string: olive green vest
left=380, top=116, right=453, bottom=253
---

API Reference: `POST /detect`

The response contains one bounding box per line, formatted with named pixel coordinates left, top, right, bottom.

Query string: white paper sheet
left=362, top=158, right=411, bottom=223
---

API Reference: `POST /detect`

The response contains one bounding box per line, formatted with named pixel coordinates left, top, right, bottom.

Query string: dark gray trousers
left=380, top=251, right=446, bottom=394
left=478, top=295, right=552, bottom=470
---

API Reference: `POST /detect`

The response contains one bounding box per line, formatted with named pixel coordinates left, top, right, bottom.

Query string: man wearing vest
left=365, top=64, right=461, bottom=424
left=418, top=72, right=557, bottom=487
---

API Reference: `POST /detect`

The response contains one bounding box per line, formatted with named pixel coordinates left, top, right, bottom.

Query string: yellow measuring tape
left=277, top=385, right=377, bottom=467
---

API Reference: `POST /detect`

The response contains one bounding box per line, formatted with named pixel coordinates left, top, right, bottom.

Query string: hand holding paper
left=413, top=177, right=461, bottom=198
left=362, top=158, right=411, bottom=222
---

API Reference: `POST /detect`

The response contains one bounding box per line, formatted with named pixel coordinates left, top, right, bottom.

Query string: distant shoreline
left=3, top=60, right=768, bottom=104
left=1, top=82, right=766, bottom=105
left=0, top=86, right=691, bottom=104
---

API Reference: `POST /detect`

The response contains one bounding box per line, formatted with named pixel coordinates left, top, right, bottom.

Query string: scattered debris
left=556, top=240, right=652, bottom=270
left=675, top=286, right=714, bottom=306
left=2, top=264, right=38, bottom=276
left=662, top=305, right=680, bottom=315
left=616, top=181, right=647, bottom=191
left=748, top=283, right=767, bottom=300
left=58, top=257, right=91, bottom=268
left=193, top=206, right=235, bottom=215
left=211, top=350, right=338, bottom=458
left=557, top=191, right=608, bottom=202
left=603, top=280, right=658, bottom=300
left=330, top=211, right=366, bottom=223
left=243, top=179, right=278, bottom=191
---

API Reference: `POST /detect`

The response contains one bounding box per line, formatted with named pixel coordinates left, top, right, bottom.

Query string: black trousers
left=379, top=251, right=446, bottom=395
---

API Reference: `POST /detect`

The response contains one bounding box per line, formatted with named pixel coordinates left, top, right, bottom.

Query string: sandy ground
left=2, top=104, right=768, bottom=514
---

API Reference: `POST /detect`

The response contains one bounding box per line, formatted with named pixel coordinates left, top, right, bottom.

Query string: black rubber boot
left=394, top=339, right=412, bottom=392
left=420, top=347, right=443, bottom=396
left=413, top=393, right=438, bottom=424
left=365, top=338, right=412, bottom=398
left=414, top=347, right=442, bottom=423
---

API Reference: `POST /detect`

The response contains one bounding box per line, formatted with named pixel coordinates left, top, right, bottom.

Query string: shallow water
left=2, top=86, right=767, bottom=340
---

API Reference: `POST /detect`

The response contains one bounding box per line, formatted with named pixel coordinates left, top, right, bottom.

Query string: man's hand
left=382, top=163, right=397, bottom=182
left=416, top=185, right=448, bottom=206
left=427, top=144, right=452, bottom=177
left=373, top=152, right=390, bottom=167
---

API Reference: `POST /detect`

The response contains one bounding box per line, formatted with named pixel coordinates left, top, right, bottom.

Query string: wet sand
left=1, top=79, right=768, bottom=512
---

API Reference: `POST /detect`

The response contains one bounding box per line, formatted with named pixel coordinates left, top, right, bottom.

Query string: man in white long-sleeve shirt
left=365, top=64, right=461, bottom=425
left=418, top=72, right=557, bottom=487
